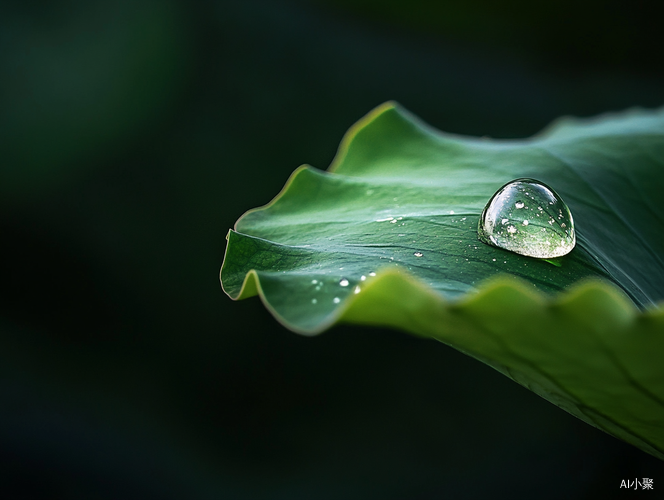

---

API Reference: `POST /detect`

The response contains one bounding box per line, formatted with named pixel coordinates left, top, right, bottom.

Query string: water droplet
left=333, top=297, right=340, bottom=304
left=390, top=219, right=398, bottom=224
left=369, top=272, right=376, bottom=276
left=354, top=286, right=361, bottom=294
left=449, top=210, right=455, bottom=214
left=312, top=279, right=318, bottom=284
left=376, top=217, right=393, bottom=222
left=414, top=252, right=423, bottom=257
left=477, top=178, right=575, bottom=258
left=312, top=298, right=317, bottom=304
left=339, top=278, right=349, bottom=287
left=360, top=275, right=366, bottom=281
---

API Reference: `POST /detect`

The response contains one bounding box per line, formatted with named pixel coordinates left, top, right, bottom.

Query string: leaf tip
left=328, top=101, right=402, bottom=173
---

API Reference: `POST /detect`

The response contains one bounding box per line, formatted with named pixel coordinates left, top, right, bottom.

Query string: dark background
left=1, top=0, right=663, bottom=498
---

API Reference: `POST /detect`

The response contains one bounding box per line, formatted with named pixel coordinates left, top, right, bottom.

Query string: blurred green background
left=1, top=0, right=663, bottom=498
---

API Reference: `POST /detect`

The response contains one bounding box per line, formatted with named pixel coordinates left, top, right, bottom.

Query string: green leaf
left=220, top=102, right=664, bottom=459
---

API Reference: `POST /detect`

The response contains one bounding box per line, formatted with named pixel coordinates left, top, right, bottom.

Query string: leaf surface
left=220, top=102, right=664, bottom=459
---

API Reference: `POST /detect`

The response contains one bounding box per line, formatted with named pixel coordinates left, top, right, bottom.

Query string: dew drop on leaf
left=477, top=178, right=575, bottom=258
left=339, top=278, right=349, bottom=286
left=414, top=252, right=423, bottom=257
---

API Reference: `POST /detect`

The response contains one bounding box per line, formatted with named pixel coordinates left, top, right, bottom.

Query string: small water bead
left=360, top=275, right=366, bottom=281
left=478, top=178, right=575, bottom=258
left=369, top=272, right=376, bottom=277
left=333, top=297, right=341, bottom=304
left=339, top=278, right=349, bottom=287
left=414, top=252, right=423, bottom=257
